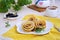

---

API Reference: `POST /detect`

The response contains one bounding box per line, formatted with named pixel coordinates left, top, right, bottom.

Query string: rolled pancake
left=34, top=19, right=46, bottom=29
left=22, top=21, right=35, bottom=32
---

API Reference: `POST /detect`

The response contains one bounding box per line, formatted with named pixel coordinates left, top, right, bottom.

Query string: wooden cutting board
left=27, top=5, right=47, bottom=12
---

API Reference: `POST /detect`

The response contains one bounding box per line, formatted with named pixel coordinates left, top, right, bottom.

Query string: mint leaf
left=5, top=21, right=10, bottom=27
left=35, top=28, right=43, bottom=33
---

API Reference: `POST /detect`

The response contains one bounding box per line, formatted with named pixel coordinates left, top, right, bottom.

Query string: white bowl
left=45, top=6, right=59, bottom=17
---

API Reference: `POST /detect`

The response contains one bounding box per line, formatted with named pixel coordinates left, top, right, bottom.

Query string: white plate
left=16, top=21, right=53, bottom=35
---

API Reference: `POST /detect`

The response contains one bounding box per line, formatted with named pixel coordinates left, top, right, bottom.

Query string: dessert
left=35, top=19, right=46, bottom=29
left=22, top=21, right=35, bottom=32
left=22, top=15, right=46, bottom=32
left=28, top=15, right=36, bottom=21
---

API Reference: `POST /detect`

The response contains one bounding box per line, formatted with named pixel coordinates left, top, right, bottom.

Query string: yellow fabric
left=3, top=14, right=60, bottom=40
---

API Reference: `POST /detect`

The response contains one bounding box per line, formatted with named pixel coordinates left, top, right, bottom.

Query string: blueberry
left=6, top=13, right=18, bottom=18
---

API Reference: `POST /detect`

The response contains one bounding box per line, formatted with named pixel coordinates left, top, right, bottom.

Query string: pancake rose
left=34, top=19, right=46, bottom=29
left=28, top=15, right=37, bottom=21
left=22, top=21, right=35, bottom=32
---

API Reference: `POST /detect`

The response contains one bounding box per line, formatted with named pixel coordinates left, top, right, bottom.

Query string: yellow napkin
left=3, top=15, right=60, bottom=40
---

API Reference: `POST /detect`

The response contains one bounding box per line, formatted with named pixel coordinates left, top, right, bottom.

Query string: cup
left=45, top=6, right=59, bottom=17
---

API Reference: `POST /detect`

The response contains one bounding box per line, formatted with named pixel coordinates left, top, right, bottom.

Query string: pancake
left=22, top=21, right=35, bottom=32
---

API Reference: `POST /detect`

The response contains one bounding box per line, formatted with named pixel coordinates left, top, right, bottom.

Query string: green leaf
left=6, top=24, right=10, bottom=27
left=0, top=0, right=32, bottom=13
left=35, top=28, right=43, bottom=33
left=27, top=0, right=32, bottom=4
left=18, top=0, right=32, bottom=6
left=0, top=0, right=9, bottom=13
left=13, top=4, right=21, bottom=11
left=5, top=21, right=10, bottom=27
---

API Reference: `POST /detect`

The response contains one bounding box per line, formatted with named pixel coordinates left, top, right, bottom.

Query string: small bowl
left=45, top=6, right=59, bottom=17
left=4, top=13, right=19, bottom=20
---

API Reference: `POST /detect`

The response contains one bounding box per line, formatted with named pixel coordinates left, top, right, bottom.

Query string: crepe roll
left=22, top=21, right=35, bottom=32
left=34, top=19, right=46, bottom=29
left=28, top=15, right=37, bottom=21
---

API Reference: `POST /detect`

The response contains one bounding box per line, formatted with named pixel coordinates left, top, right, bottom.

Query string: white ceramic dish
left=16, top=21, right=53, bottom=35
left=45, top=6, right=59, bottom=17
left=4, top=17, right=19, bottom=20
left=4, top=13, right=19, bottom=20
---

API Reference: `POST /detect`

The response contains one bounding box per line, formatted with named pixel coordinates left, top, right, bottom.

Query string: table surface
left=0, top=0, right=60, bottom=35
